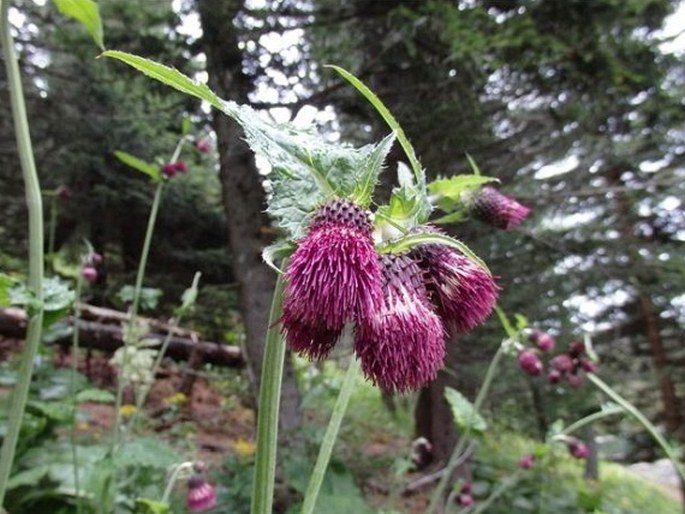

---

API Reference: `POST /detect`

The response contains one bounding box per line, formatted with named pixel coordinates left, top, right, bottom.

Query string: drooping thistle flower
left=467, top=185, right=530, bottom=230
left=161, top=160, right=188, bottom=178
left=410, top=226, right=498, bottom=333
left=354, top=253, right=445, bottom=392
left=186, top=462, right=217, bottom=513
left=567, top=438, right=589, bottom=460
left=282, top=199, right=383, bottom=359
left=81, top=266, right=98, bottom=284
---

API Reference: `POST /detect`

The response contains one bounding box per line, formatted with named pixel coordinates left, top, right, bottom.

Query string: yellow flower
left=233, top=438, right=256, bottom=458
left=119, top=404, right=137, bottom=418
left=164, top=392, right=188, bottom=407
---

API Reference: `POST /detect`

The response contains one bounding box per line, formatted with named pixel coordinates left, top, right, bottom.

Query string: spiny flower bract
left=282, top=199, right=383, bottom=359
left=354, top=253, right=445, bottom=393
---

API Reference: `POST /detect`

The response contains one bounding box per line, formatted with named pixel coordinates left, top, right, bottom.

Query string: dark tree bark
left=197, top=0, right=301, bottom=432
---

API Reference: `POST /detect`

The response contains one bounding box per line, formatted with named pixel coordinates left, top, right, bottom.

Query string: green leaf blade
left=444, top=387, right=488, bottom=434
left=114, top=150, right=161, bottom=182
left=54, top=0, right=104, bottom=50
left=101, top=51, right=224, bottom=111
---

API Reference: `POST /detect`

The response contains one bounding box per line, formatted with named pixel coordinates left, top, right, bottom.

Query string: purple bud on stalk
left=518, top=349, right=543, bottom=376
left=81, top=266, right=97, bottom=284
left=569, top=340, right=585, bottom=357
left=567, top=372, right=585, bottom=388
left=410, top=226, right=498, bottom=333
left=456, top=494, right=475, bottom=507
left=548, top=368, right=562, bottom=384
left=460, top=482, right=473, bottom=495
left=519, top=454, right=535, bottom=470
left=186, top=473, right=217, bottom=513
left=174, top=160, right=188, bottom=173
left=195, top=138, right=211, bottom=153
left=282, top=200, right=383, bottom=359
left=550, top=354, right=573, bottom=374
left=354, top=254, right=445, bottom=393
left=568, top=439, right=589, bottom=460
left=161, top=163, right=177, bottom=178
left=530, top=330, right=555, bottom=352
left=580, top=358, right=597, bottom=374
left=469, top=186, right=531, bottom=230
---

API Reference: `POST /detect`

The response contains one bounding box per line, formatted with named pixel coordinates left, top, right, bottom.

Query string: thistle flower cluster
left=281, top=199, right=499, bottom=392
left=517, top=333, right=598, bottom=388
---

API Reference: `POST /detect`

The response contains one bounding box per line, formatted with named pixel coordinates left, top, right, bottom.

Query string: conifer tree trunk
left=197, top=0, right=301, bottom=433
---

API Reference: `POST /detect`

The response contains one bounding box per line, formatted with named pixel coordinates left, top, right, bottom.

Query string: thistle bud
left=518, top=349, right=543, bottom=376
left=530, top=330, right=555, bottom=352
left=468, top=186, right=530, bottom=230
left=195, top=138, right=211, bottom=153
left=519, top=454, right=535, bottom=470
left=568, top=439, right=589, bottom=460
left=81, top=266, right=98, bottom=284
left=550, top=354, right=573, bottom=374
left=161, top=163, right=177, bottom=178
left=186, top=472, right=217, bottom=512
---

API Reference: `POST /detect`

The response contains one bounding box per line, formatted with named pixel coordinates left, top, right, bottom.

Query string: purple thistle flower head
left=518, top=349, right=543, bottom=376
left=161, top=162, right=177, bottom=178
left=186, top=473, right=217, bottom=513
left=469, top=186, right=531, bottom=230
left=410, top=226, right=498, bottom=333
left=567, top=372, right=585, bottom=388
left=456, top=494, right=475, bottom=507
left=282, top=199, right=383, bottom=359
left=519, top=454, right=535, bottom=470
left=195, top=138, right=211, bottom=153
left=548, top=368, right=563, bottom=384
left=354, top=254, right=445, bottom=393
left=174, top=160, right=188, bottom=173
left=580, top=358, right=598, bottom=374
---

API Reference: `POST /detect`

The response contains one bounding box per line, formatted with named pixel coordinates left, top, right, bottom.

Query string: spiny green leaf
left=427, top=174, right=499, bottom=213
left=376, top=162, right=432, bottom=230
left=54, top=0, right=104, bottom=50
left=444, top=387, right=488, bottom=434
left=101, top=51, right=223, bottom=110
left=262, top=241, right=295, bottom=275
left=352, top=132, right=396, bottom=206
left=378, top=232, right=490, bottom=275
left=114, top=150, right=161, bottom=182
left=327, top=65, right=424, bottom=185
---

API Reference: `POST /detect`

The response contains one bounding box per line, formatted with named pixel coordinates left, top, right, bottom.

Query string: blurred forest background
left=1, top=0, right=685, bottom=512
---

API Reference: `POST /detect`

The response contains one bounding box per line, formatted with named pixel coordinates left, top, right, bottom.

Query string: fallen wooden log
left=0, top=307, right=242, bottom=368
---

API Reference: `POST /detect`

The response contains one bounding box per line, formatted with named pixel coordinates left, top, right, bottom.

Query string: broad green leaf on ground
left=54, top=0, right=104, bottom=50
left=102, top=51, right=398, bottom=238
left=444, top=387, right=488, bottom=435
left=75, top=388, right=115, bottom=403
left=378, top=231, right=490, bottom=275
left=9, top=277, right=75, bottom=325
left=114, top=150, right=161, bottom=182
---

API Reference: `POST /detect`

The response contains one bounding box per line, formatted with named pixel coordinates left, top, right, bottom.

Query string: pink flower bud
left=569, top=340, right=585, bottom=357
left=81, top=266, right=97, bottom=284
left=568, top=439, right=589, bottom=459
left=195, top=138, right=211, bottom=153
left=460, top=482, right=472, bottom=495
left=547, top=368, right=562, bottom=384
left=550, top=354, right=573, bottom=373
left=457, top=494, right=475, bottom=507
left=469, top=186, right=531, bottom=230
left=90, top=253, right=103, bottom=265
left=174, top=160, right=188, bottom=173
left=519, top=454, right=535, bottom=470
left=518, top=349, right=543, bottom=376
left=530, top=330, right=555, bottom=352
left=580, top=358, right=597, bottom=373
left=567, top=372, right=584, bottom=388
left=161, top=163, right=177, bottom=178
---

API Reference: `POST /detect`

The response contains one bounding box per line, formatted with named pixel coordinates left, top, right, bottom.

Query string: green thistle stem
left=427, top=343, right=506, bottom=514
left=250, top=272, right=287, bottom=514
left=301, top=357, right=360, bottom=514
left=70, top=275, right=84, bottom=514
left=0, top=1, right=45, bottom=507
